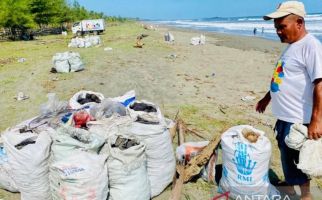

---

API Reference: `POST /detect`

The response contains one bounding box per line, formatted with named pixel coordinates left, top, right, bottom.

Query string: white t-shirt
left=270, top=34, right=322, bottom=123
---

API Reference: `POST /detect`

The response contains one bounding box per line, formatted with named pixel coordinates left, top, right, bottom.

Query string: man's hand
left=308, top=120, right=322, bottom=140
left=256, top=91, right=271, bottom=113
left=309, top=79, right=322, bottom=140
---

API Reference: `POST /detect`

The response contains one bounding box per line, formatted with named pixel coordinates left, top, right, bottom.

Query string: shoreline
left=143, top=22, right=286, bottom=54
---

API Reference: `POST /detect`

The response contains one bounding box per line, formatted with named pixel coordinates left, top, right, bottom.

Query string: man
left=253, top=27, right=257, bottom=35
left=256, top=1, right=322, bottom=200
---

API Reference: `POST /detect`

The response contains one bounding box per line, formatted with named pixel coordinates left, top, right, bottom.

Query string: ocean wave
left=237, top=17, right=262, bottom=21
left=305, top=16, right=322, bottom=21
left=152, top=13, right=322, bottom=42
left=235, top=14, right=322, bottom=22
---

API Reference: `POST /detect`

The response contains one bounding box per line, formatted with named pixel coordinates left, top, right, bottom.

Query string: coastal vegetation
left=0, top=0, right=127, bottom=40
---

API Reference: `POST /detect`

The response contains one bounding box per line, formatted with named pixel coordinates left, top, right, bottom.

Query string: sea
left=151, top=13, right=322, bottom=42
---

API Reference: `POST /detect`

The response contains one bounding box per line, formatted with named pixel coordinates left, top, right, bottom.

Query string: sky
left=76, top=0, right=322, bottom=20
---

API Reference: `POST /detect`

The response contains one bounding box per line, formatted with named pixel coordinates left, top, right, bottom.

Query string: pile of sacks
left=68, top=36, right=101, bottom=48
left=190, top=34, right=206, bottom=45
left=0, top=90, right=176, bottom=200
left=51, top=51, right=84, bottom=73
left=164, top=32, right=174, bottom=42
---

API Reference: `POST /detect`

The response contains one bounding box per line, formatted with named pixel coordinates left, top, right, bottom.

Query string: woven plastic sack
left=108, top=135, right=150, bottom=200
left=51, top=150, right=108, bottom=200
left=3, top=128, right=52, bottom=200
left=126, top=101, right=175, bottom=197
left=219, top=125, right=279, bottom=199
left=69, top=90, right=104, bottom=110
left=0, top=145, right=18, bottom=192
left=285, top=123, right=308, bottom=150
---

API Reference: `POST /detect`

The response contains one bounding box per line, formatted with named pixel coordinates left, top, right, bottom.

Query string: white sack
left=126, top=102, right=175, bottom=197
left=68, top=52, right=84, bottom=72
left=190, top=37, right=201, bottom=45
left=87, top=115, right=133, bottom=140
left=54, top=60, right=70, bottom=73
left=52, top=51, right=84, bottom=73
left=108, top=135, right=150, bottom=200
left=285, top=123, right=308, bottom=150
left=297, top=138, right=322, bottom=177
left=3, top=128, right=52, bottom=200
left=0, top=146, right=18, bottom=192
left=90, top=36, right=101, bottom=46
left=50, top=125, right=105, bottom=162
left=190, top=35, right=206, bottom=45
left=111, top=90, right=136, bottom=107
left=89, top=99, right=127, bottom=120
left=128, top=100, right=164, bottom=124
left=290, top=124, right=322, bottom=177
left=87, top=116, right=133, bottom=154
left=200, top=34, right=206, bottom=44
left=164, top=32, right=174, bottom=42
left=51, top=151, right=108, bottom=200
left=219, top=125, right=279, bottom=199
left=69, top=90, right=104, bottom=110
left=68, top=36, right=101, bottom=48
left=49, top=125, right=106, bottom=200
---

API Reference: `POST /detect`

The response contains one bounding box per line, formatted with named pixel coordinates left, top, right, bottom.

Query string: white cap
left=263, top=1, right=306, bottom=20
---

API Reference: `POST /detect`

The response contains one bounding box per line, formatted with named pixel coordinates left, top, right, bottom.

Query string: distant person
left=256, top=1, right=322, bottom=200
left=253, top=28, right=257, bottom=35
left=261, top=27, right=265, bottom=34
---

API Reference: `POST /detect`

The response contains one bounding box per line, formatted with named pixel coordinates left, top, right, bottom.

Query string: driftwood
left=169, top=122, right=177, bottom=140
left=178, top=122, right=185, bottom=145
left=169, top=110, right=180, bottom=141
left=183, top=134, right=221, bottom=183
left=183, top=126, right=207, bottom=140
left=169, top=120, right=185, bottom=200
left=177, top=119, right=208, bottom=140
left=169, top=165, right=185, bottom=200
left=169, top=118, right=222, bottom=200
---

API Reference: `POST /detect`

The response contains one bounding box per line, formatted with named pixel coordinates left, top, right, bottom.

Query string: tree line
left=0, top=0, right=127, bottom=39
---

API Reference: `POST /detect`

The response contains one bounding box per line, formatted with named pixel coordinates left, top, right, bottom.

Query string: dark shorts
left=274, top=120, right=310, bottom=185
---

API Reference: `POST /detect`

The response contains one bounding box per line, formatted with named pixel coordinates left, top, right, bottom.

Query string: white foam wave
left=237, top=17, right=262, bottom=21
left=159, top=19, right=322, bottom=33
left=305, top=15, right=322, bottom=21
left=162, top=20, right=274, bottom=31
left=236, top=14, right=322, bottom=22
left=154, top=14, right=322, bottom=41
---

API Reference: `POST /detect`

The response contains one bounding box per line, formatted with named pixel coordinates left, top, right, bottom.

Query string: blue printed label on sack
left=232, top=142, right=256, bottom=184
left=263, top=172, right=269, bottom=183
left=0, top=147, right=8, bottom=164
left=223, top=165, right=228, bottom=178
left=61, top=167, right=85, bottom=176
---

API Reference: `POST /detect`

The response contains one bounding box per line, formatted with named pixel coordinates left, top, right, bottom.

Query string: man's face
left=274, top=15, right=301, bottom=43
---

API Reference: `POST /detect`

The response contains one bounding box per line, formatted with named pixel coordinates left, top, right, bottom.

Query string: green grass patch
left=0, top=76, right=18, bottom=85
left=178, top=105, right=234, bottom=134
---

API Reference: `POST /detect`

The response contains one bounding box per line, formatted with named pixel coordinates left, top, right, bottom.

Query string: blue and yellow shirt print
left=270, top=60, right=285, bottom=92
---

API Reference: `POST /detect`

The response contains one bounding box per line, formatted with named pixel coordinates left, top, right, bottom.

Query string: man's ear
left=313, top=78, right=322, bottom=85
left=296, top=17, right=304, bottom=28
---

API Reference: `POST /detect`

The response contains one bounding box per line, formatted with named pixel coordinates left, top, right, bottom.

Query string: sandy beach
left=0, top=21, right=320, bottom=199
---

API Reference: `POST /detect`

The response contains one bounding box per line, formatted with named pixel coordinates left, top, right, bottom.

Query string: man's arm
left=308, top=78, right=322, bottom=140
left=256, top=91, right=271, bottom=113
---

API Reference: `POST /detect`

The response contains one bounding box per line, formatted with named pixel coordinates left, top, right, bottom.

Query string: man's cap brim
left=263, top=11, right=291, bottom=20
